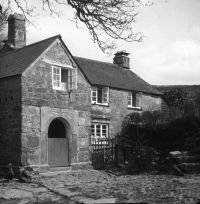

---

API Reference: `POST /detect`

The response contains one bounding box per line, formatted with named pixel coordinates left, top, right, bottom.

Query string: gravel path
left=0, top=169, right=200, bottom=203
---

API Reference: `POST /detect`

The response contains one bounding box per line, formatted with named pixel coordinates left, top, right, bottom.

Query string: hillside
left=153, top=85, right=200, bottom=98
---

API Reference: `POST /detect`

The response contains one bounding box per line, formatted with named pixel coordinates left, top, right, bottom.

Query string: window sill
left=90, top=137, right=108, bottom=144
left=53, top=87, right=66, bottom=91
left=53, top=88, right=73, bottom=95
left=128, top=106, right=142, bottom=110
left=92, top=102, right=109, bottom=107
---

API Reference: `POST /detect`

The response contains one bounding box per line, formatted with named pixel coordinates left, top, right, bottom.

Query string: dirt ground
left=0, top=169, right=200, bottom=204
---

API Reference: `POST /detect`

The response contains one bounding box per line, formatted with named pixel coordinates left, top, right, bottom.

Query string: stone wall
left=0, top=39, right=164, bottom=169
left=92, top=88, right=163, bottom=138
left=0, top=76, right=22, bottom=165
left=21, top=41, right=91, bottom=168
left=142, top=93, right=162, bottom=112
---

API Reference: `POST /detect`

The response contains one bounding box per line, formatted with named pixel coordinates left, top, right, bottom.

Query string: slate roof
left=0, top=34, right=161, bottom=95
left=0, top=35, right=59, bottom=79
left=75, top=57, right=161, bottom=95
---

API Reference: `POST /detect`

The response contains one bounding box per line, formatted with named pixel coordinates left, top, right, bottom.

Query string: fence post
left=94, top=138, right=96, bottom=169
left=115, top=137, right=118, bottom=167
left=100, top=138, right=102, bottom=169
left=105, top=138, right=108, bottom=166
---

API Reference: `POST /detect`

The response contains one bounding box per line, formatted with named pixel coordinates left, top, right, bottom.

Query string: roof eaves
left=91, top=82, right=162, bottom=96
left=75, top=56, right=162, bottom=96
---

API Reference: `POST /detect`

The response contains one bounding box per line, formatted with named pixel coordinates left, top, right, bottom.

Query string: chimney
left=113, top=51, right=130, bottom=69
left=7, top=13, right=26, bottom=49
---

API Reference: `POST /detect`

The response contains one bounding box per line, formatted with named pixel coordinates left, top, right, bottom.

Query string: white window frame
left=91, top=123, right=109, bottom=142
left=52, top=65, right=77, bottom=91
left=91, top=86, right=109, bottom=105
left=128, top=91, right=142, bottom=110
left=52, top=66, right=61, bottom=90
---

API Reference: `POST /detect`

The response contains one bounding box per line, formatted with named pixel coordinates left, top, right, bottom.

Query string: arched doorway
left=48, top=118, right=69, bottom=167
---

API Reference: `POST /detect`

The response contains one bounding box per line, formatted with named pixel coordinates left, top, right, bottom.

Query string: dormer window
left=128, top=91, right=142, bottom=109
left=91, top=87, right=109, bottom=105
left=52, top=65, right=76, bottom=91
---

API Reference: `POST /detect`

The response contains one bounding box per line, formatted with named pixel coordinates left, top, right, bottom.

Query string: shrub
left=163, top=88, right=188, bottom=119
left=126, top=145, right=159, bottom=174
left=119, top=112, right=200, bottom=173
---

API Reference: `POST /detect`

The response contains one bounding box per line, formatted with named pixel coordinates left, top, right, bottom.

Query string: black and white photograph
left=0, top=0, right=200, bottom=203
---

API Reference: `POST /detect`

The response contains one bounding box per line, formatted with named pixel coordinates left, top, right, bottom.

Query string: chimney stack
left=113, top=51, right=130, bottom=69
left=7, top=13, right=26, bottom=49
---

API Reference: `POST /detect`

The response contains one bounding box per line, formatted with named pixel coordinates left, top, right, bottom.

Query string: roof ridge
left=0, top=34, right=61, bottom=58
left=74, top=56, right=116, bottom=67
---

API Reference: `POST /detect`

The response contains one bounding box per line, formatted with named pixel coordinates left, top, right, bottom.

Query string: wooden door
left=48, top=138, right=68, bottom=166
left=48, top=119, right=69, bottom=167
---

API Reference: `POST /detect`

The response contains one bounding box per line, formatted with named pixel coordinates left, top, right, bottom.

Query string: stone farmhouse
left=0, top=13, right=164, bottom=170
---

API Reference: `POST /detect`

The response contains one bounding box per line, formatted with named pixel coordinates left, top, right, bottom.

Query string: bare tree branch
left=1, top=0, right=151, bottom=53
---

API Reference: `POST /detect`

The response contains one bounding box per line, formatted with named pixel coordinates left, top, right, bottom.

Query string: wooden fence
left=90, top=137, right=134, bottom=169
left=90, top=138, right=117, bottom=169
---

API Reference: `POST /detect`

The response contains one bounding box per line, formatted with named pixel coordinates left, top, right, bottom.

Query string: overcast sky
left=9, top=0, right=200, bottom=85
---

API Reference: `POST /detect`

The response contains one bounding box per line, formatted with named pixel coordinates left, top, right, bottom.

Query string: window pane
left=132, top=93, right=136, bottom=106
left=91, top=125, right=95, bottom=136
left=52, top=66, right=62, bottom=89
left=102, top=129, right=107, bottom=137
left=102, top=125, right=107, bottom=130
left=61, top=69, right=68, bottom=83
left=135, top=92, right=142, bottom=107
left=91, top=124, right=108, bottom=139
left=92, top=97, right=97, bottom=102
left=97, top=87, right=102, bottom=103
left=96, top=125, right=101, bottom=137
left=128, top=92, right=132, bottom=106
left=103, top=87, right=108, bottom=103
left=92, top=87, right=97, bottom=103
left=67, top=69, right=73, bottom=89
left=92, top=91, right=97, bottom=97
left=102, top=125, right=108, bottom=137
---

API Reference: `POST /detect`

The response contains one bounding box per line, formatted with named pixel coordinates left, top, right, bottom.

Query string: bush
left=126, top=146, right=159, bottom=174
left=154, top=116, right=200, bottom=153
left=119, top=112, right=200, bottom=173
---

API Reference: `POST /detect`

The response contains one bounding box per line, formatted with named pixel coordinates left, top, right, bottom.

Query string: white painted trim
left=52, top=65, right=63, bottom=90
left=91, top=86, right=109, bottom=105
left=128, top=91, right=133, bottom=107
left=91, top=87, right=97, bottom=103
left=128, top=105, right=142, bottom=110
left=91, top=123, right=109, bottom=138
left=92, top=102, right=109, bottom=106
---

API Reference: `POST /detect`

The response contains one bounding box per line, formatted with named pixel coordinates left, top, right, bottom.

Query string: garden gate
left=90, top=138, right=117, bottom=169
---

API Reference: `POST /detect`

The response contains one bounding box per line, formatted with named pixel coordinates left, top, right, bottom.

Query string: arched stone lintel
left=40, top=107, right=76, bottom=167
